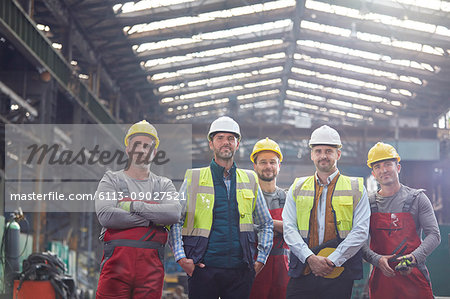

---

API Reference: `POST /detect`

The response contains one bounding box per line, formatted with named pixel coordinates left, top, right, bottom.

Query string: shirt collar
left=315, top=169, right=339, bottom=186
left=210, top=159, right=236, bottom=177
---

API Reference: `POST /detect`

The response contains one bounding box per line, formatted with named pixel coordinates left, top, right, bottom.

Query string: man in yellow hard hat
left=282, top=125, right=370, bottom=298
left=249, top=138, right=289, bottom=299
left=95, top=120, right=182, bottom=299
left=362, top=142, right=440, bottom=299
left=169, top=116, right=273, bottom=299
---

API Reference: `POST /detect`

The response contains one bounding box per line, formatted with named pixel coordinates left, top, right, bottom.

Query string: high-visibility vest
left=292, top=175, right=363, bottom=241
left=182, top=167, right=258, bottom=238
left=287, top=174, right=365, bottom=279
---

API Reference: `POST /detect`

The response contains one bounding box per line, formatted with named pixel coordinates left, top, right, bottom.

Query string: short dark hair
left=253, top=151, right=281, bottom=164
left=311, top=144, right=340, bottom=148
left=210, top=131, right=239, bottom=140
left=127, top=133, right=156, bottom=145
left=371, top=158, right=398, bottom=168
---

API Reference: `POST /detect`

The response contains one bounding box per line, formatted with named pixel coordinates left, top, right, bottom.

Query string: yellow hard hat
left=250, top=137, right=283, bottom=163
left=124, top=120, right=159, bottom=148
left=367, top=142, right=400, bottom=168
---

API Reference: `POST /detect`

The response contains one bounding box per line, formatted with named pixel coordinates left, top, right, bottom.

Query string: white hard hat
left=208, top=116, right=241, bottom=141
left=309, top=125, right=342, bottom=148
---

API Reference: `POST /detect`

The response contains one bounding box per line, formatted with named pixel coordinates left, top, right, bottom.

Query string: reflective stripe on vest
left=182, top=167, right=258, bottom=238
left=292, top=175, right=363, bottom=239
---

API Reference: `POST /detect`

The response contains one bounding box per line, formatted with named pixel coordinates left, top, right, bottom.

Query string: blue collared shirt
left=169, top=165, right=273, bottom=265
left=282, top=169, right=370, bottom=267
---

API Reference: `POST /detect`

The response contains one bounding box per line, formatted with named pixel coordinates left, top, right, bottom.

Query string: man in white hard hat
left=249, top=138, right=289, bottom=299
left=282, top=125, right=370, bottom=298
left=362, top=142, right=440, bottom=299
left=169, top=116, right=274, bottom=299
left=95, top=120, right=182, bottom=299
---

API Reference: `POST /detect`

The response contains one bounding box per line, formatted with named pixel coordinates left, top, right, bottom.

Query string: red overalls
left=96, top=178, right=167, bottom=299
left=368, top=191, right=433, bottom=299
left=250, top=207, right=289, bottom=299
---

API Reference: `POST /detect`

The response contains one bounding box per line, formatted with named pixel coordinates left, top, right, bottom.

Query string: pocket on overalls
left=100, top=243, right=115, bottom=272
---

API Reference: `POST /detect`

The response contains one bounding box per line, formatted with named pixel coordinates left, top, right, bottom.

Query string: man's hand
left=306, top=255, right=334, bottom=277
left=377, top=255, right=395, bottom=277
left=254, top=261, right=265, bottom=276
left=177, top=258, right=205, bottom=277
left=396, top=254, right=416, bottom=276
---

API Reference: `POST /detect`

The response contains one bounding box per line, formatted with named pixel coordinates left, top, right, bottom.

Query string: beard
left=257, top=169, right=277, bottom=182
left=128, top=151, right=152, bottom=170
left=315, top=158, right=335, bottom=173
left=215, top=146, right=234, bottom=160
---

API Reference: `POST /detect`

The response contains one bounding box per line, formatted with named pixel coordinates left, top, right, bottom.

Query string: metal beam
left=0, top=0, right=116, bottom=126
left=279, top=0, right=305, bottom=120
left=191, top=122, right=440, bottom=141
left=0, top=80, right=38, bottom=117
left=39, top=0, right=115, bottom=86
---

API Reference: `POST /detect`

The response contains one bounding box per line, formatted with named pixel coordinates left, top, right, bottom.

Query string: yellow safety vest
left=292, top=175, right=363, bottom=240
left=182, top=167, right=258, bottom=238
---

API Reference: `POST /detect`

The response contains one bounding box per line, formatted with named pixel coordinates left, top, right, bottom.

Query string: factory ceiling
left=29, top=0, right=450, bottom=128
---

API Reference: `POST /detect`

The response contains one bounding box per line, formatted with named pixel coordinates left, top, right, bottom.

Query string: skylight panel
left=306, top=0, right=450, bottom=37
left=143, top=40, right=283, bottom=68
left=240, top=100, right=279, bottom=109
left=353, top=103, right=372, bottom=111
left=244, top=79, right=282, bottom=88
left=329, top=109, right=346, bottom=116
left=115, top=0, right=195, bottom=14
left=151, top=53, right=285, bottom=81
left=288, top=79, right=399, bottom=106
left=294, top=53, right=422, bottom=87
left=193, top=98, right=230, bottom=108
left=287, top=90, right=375, bottom=112
left=328, top=99, right=352, bottom=108
left=188, top=74, right=250, bottom=88
left=156, top=67, right=283, bottom=93
left=347, top=113, right=363, bottom=119
left=301, top=20, right=445, bottom=56
left=176, top=109, right=217, bottom=120
left=286, top=90, right=326, bottom=102
left=395, top=0, right=450, bottom=12
left=237, top=90, right=279, bottom=100
left=292, top=67, right=387, bottom=91
left=301, top=20, right=351, bottom=37
left=285, top=100, right=320, bottom=110
left=135, top=20, right=291, bottom=53
left=136, top=38, right=200, bottom=53
left=199, top=19, right=292, bottom=40
left=177, top=86, right=244, bottom=101
left=390, top=89, right=413, bottom=96
left=127, top=1, right=294, bottom=35
left=160, top=78, right=281, bottom=104
left=297, top=40, right=436, bottom=72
